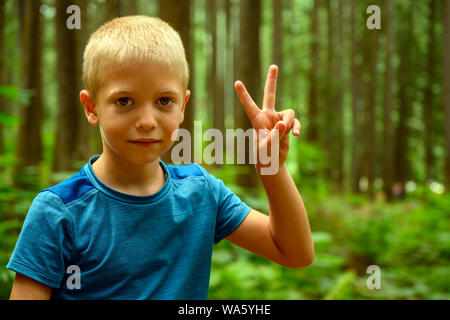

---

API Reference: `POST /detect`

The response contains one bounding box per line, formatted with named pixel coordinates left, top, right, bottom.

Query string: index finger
left=234, top=80, right=261, bottom=120
left=263, top=65, right=278, bottom=110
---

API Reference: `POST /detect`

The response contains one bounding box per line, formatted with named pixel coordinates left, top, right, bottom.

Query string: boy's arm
left=226, top=164, right=314, bottom=268
left=226, top=65, right=314, bottom=268
left=9, top=273, right=52, bottom=300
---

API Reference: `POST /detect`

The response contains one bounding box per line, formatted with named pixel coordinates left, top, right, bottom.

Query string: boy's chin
left=119, top=151, right=162, bottom=166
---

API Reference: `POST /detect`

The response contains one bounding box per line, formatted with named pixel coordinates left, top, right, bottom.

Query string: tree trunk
left=105, top=0, right=121, bottom=21
left=272, top=0, right=283, bottom=106
left=122, top=0, right=138, bottom=15
left=159, top=0, right=194, bottom=164
left=307, top=0, right=320, bottom=143
left=365, top=3, right=379, bottom=200
left=382, top=0, right=395, bottom=202
left=214, top=0, right=225, bottom=136
left=52, top=0, right=83, bottom=175
left=324, top=0, right=335, bottom=183
left=394, top=5, right=414, bottom=198
left=76, top=0, right=94, bottom=162
left=335, top=0, right=344, bottom=191
left=13, top=0, right=44, bottom=188
left=206, top=0, right=217, bottom=129
left=234, top=0, right=261, bottom=189
left=443, top=0, right=450, bottom=188
left=423, top=0, right=437, bottom=182
left=350, top=0, right=363, bottom=193
left=207, top=0, right=225, bottom=137
left=0, top=0, right=5, bottom=160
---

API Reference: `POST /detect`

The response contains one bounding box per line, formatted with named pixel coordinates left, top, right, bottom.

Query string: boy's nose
left=136, top=105, right=157, bottom=130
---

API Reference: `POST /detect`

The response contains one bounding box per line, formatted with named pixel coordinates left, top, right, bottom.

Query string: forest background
left=0, top=0, right=449, bottom=299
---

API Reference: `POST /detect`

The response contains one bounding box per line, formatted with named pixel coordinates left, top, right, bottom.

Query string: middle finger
left=263, top=65, right=278, bottom=111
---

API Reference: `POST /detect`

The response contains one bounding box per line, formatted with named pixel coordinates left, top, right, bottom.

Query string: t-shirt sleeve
left=196, top=165, right=252, bottom=244
left=6, top=191, right=73, bottom=288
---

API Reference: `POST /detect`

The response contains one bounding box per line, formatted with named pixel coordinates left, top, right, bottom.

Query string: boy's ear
left=80, top=90, right=99, bottom=126
left=179, top=90, right=191, bottom=123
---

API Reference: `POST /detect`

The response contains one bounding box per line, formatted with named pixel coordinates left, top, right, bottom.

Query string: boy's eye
left=115, top=97, right=133, bottom=107
left=157, top=97, right=173, bottom=106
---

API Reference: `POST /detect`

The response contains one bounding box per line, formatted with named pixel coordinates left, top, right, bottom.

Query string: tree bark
left=307, top=0, right=320, bottom=143
left=423, top=0, right=437, bottom=182
left=0, top=0, right=5, bottom=159
left=324, top=0, right=335, bottom=183
left=272, top=0, right=283, bottom=106
left=52, top=0, right=83, bottom=175
left=159, top=0, right=194, bottom=164
left=350, top=0, right=363, bottom=193
left=365, top=3, right=379, bottom=200
left=335, top=0, right=344, bottom=190
left=234, top=0, right=261, bottom=189
left=13, top=0, right=44, bottom=187
left=394, top=5, right=414, bottom=198
left=382, top=0, right=395, bottom=201
left=443, top=0, right=450, bottom=188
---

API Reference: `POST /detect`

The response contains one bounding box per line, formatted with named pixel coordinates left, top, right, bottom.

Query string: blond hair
left=82, top=16, right=189, bottom=98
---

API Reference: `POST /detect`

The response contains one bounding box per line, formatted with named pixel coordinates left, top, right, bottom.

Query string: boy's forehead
left=100, top=60, right=186, bottom=95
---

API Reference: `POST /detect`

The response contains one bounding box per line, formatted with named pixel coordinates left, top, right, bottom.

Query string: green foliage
left=323, top=270, right=357, bottom=300
left=208, top=188, right=450, bottom=300
left=293, top=140, right=330, bottom=198
left=0, top=85, right=32, bottom=126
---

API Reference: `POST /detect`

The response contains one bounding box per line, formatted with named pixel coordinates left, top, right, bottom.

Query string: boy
left=7, top=16, right=313, bottom=300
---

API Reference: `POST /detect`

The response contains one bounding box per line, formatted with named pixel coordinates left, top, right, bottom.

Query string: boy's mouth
left=129, top=139, right=161, bottom=148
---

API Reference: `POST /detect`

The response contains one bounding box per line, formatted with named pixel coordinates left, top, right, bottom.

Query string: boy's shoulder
left=165, top=162, right=206, bottom=180
left=35, top=162, right=218, bottom=206
left=41, top=166, right=94, bottom=205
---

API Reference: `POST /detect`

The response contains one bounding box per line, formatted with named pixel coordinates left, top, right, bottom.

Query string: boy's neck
left=92, top=152, right=166, bottom=197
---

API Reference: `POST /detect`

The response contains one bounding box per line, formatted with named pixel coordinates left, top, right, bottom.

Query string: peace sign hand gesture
left=234, top=65, right=301, bottom=175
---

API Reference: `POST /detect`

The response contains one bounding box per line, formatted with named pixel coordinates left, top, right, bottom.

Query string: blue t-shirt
left=6, top=155, right=251, bottom=300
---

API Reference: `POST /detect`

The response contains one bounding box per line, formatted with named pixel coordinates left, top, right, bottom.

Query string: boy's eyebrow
left=157, top=89, right=180, bottom=96
left=107, top=88, right=180, bottom=98
left=107, top=89, right=136, bottom=99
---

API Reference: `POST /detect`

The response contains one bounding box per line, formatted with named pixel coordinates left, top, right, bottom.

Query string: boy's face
left=81, top=60, right=190, bottom=165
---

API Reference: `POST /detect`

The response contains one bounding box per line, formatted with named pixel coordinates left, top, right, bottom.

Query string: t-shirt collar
left=83, top=154, right=171, bottom=204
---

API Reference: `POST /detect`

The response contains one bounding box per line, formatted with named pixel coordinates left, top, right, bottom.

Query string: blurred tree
left=324, top=0, right=344, bottom=191
left=423, top=0, right=438, bottom=182
left=361, top=0, right=379, bottom=199
left=75, top=0, right=95, bottom=161
left=0, top=0, right=5, bottom=160
left=13, top=0, right=43, bottom=187
left=122, top=0, right=138, bottom=15
left=159, top=0, right=194, bottom=164
left=234, top=0, right=261, bottom=189
left=324, top=0, right=334, bottom=183
left=307, top=0, right=319, bottom=143
left=52, top=0, right=84, bottom=174
left=382, top=0, right=395, bottom=201
left=207, top=0, right=225, bottom=136
left=394, top=3, right=415, bottom=198
left=350, top=0, right=364, bottom=193
left=272, top=0, right=282, bottom=107
left=206, top=0, right=216, bottom=129
left=105, top=0, right=120, bottom=21
left=336, top=0, right=344, bottom=190
left=444, top=0, right=450, bottom=188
